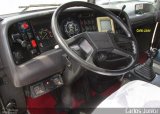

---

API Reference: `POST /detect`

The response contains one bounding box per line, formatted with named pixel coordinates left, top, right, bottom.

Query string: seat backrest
left=92, top=80, right=160, bottom=112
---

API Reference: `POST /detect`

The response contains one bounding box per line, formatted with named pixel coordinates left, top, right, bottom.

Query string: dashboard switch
left=11, top=33, right=21, bottom=42
left=33, top=83, right=45, bottom=96
left=26, top=74, right=63, bottom=98
left=16, top=39, right=28, bottom=48
left=31, top=40, right=37, bottom=48
left=53, top=78, right=63, bottom=86
left=21, top=22, right=29, bottom=30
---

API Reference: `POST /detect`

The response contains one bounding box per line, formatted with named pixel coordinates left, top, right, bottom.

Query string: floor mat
left=26, top=92, right=66, bottom=114
left=70, top=81, right=122, bottom=114
left=100, top=81, right=121, bottom=97
left=73, top=81, right=121, bottom=108
left=139, top=52, right=148, bottom=64
left=26, top=81, right=121, bottom=114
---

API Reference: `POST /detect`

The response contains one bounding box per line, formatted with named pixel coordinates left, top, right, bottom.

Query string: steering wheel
left=51, top=1, right=138, bottom=76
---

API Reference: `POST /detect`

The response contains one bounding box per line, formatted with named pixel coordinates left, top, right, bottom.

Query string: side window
left=155, top=0, right=160, bottom=10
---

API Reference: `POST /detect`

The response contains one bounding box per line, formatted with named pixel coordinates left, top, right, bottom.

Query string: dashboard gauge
left=38, top=28, right=53, bottom=40
left=62, top=18, right=81, bottom=38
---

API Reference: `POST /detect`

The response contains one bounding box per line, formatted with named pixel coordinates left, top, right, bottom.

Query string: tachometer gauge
left=62, top=18, right=81, bottom=38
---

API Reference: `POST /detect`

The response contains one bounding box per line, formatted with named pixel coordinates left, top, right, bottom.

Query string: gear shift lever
left=134, top=57, right=156, bottom=81
left=131, top=12, right=160, bottom=81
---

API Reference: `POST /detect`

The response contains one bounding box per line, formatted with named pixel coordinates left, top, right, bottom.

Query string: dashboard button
left=33, top=83, right=45, bottom=96
left=31, top=40, right=37, bottom=48
left=11, top=33, right=21, bottom=42
left=21, top=22, right=29, bottom=30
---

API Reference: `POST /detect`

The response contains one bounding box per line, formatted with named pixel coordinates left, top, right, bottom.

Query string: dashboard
left=8, top=10, right=128, bottom=65
left=0, top=8, right=131, bottom=87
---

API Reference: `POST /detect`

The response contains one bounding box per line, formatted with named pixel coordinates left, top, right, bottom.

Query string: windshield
left=0, top=0, right=86, bottom=15
left=96, top=0, right=155, bottom=4
left=0, top=0, right=156, bottom=15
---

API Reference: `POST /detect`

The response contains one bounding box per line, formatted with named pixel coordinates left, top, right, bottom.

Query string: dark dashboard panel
left=2, top=8, right=131, bottom=87
left=8, top=16, right=57, bottom=64
left=8, top=10, right=128, bottom=65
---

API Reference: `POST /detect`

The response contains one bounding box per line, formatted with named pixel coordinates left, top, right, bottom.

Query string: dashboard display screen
left=97, top=17, right=115, bottom=33
left=100, top=20, right=112, bottom=31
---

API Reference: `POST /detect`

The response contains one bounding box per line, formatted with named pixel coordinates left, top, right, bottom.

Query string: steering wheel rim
left=51, top=1, right=139, bottom=76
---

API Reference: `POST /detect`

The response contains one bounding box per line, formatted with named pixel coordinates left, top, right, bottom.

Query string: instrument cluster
left=8, top=11, right=128, bottom=65
left=59, top=11, right=126, bottom=39
left=60, top=12, right=98, bottom=39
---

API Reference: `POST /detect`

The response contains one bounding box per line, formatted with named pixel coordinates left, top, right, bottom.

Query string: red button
left=21, top=22, right=29, bottom=29
left=31, top=40, right=37, bottom=48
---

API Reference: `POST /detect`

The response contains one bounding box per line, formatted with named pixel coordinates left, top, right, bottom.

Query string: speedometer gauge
left=61, top=18, right=80, bottom=38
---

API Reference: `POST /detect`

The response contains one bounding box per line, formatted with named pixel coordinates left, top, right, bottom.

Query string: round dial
left=62, top=18, right=80, bottom=38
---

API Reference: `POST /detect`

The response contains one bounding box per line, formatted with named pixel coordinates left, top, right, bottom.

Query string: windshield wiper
left=19, top=4, right=61, bottom=12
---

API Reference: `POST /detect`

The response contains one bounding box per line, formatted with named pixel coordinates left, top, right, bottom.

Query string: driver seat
left=92, top=80, right=160, bottom=114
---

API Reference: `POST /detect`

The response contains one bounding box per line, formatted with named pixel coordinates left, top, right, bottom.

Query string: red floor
left=26, top=52, right=147, bottom=114
left=138, top=52, right=148, bottom=64
left=26, top=82, right=121, bottom=114
left=26, top=93, right=66, bottom=114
